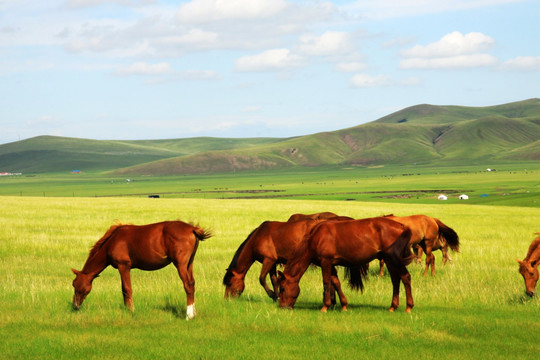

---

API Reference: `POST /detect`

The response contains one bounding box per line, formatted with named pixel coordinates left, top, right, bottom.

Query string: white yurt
left=459, top=194, right=469, bottom=200
left=438, top=194, right=448, bottom=201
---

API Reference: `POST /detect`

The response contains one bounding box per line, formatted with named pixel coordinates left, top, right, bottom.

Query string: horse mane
left=222, top=227, right=258, bottom=286
left=283, top=224, right=315, bottom=276
left=88, top=222, right=124, bottom=259
left=524, top=233, right=540, bottom=262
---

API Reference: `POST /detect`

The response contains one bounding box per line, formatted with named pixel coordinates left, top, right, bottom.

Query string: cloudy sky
left=1, top=0, right=539, bottom=144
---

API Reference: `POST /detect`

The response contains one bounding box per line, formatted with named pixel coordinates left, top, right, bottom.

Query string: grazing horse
left=287, top=212, right=339, bottom=222
left=278, top=217, right=415, bottom=313
left=223, top=215, right=352, bottom=301
left=381, top=214, right=460, bottom=276
left=72, top=221, right=212, bottom=320
left=516, top=234, right=540, bottom=297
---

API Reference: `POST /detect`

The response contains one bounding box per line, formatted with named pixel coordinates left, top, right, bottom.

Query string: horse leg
left=175, top=260, right=196, bottom=320
left=117, top=264, right=134, bottom=311
left=385, top=260, right=413, bottom=313
left=401, top=267, right=414, bottom=313
left=379, top=259, right=385, bottom=277
left=442, top=245, right=453, bottom=265
left=269, top=264, right=279, bottom=300
left=259, top=258, right=278, bottom=301
left=320, top=260, right=334, bottom=313
left=413, top=244, right=423, bottom=264
left=385, top=261, right=401, bottom=312
left=423, top=245, right=435, bottom=276
left=331, top=266, right=348, bottom=311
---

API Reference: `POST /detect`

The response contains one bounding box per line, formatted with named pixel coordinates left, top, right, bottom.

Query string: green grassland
left=1, top=196, right=539, bottom=359
left=1, top=162, right=539, bottom=207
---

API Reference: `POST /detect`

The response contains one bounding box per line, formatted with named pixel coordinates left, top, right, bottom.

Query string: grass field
left=1, top=196, right=539, bottom=359
left=1, top=162, right=539, bottom=207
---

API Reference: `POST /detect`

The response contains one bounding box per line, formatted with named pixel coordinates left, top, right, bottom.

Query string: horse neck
left=526, top=239, right=540, bottom=266
left=284, top=247, right=312, bottom=281
left=228, top=239, right=256, bottom=276
left=81, top=246, right=109, bottom=277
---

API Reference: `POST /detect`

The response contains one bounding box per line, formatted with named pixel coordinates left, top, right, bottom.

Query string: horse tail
left=435, top=219, right=460, bottom=252
left=193, top=226, right=212, bottom=241
left=388, top=226, right=415, bottom=267
left=344, top=263, right=369, bottom=293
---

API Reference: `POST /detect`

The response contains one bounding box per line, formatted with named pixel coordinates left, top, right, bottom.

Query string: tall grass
left=0, top=196, right=539, bottom=359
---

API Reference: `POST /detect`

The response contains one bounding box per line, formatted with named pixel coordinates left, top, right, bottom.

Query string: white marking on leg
left=186, top=304, right=196, bottom=320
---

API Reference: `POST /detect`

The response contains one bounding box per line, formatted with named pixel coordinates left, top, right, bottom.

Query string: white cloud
left=350, top=73, right=393, bottom=87
left=344, top=0, right=524, bottom=20
left=177, top=0, right=288, bottom=24
left=400, top=31, right=497, bottom=69
left=65, top=0, right=153, bottom=8
left=299, top=31, right=353, bottom=57
left=401, top=54, right=497, bottom=69
left=115, top=61, right=173, bottom=76
left=502, top=56, right=540, bottom=70
left=235, top=48, right=303, bottom=72
left=401, top=31, right=494, bottom=58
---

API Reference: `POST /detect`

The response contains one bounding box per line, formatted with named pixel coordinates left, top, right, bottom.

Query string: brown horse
left=223, top=215, right=352, bottom=302
left=516, top=233, right=540, bottom=297
left=287, top=212, right=339, bottom=222
left=278, top=217, right=415, bottom=313
left=381, top=214, right=460, bottom=276
left=72, top=221, right=211, bottom=319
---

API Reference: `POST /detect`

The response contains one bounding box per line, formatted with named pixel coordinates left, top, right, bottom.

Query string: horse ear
left=72, top=268, right=81, bottom=275
left=516, top=258, right=523, bottom=265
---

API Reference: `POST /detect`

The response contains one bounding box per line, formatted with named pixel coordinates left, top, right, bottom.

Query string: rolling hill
left=1, top=98, right=539, bottom=175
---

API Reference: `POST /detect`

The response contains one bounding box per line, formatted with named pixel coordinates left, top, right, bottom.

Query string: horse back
left=107, top=221, right=204, bottom=270
left=309, top=217, right=403, bottom=263
left=385, top=214, right=438, bottom=243
left=253, top=220, right=318, bottom=261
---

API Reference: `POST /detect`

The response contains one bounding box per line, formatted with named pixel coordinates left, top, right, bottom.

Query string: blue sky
left=1, top=0, right=539, bottom=144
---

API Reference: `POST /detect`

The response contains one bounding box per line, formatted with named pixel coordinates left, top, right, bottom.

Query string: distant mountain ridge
left=1, top=98, right=539, bottom=174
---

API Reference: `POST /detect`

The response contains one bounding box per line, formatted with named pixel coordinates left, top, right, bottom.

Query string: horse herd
left=71, top=212, right=540, bottom=320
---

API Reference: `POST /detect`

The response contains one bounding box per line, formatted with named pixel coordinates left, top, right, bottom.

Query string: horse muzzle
left=526, top=290, right=535, bottom=297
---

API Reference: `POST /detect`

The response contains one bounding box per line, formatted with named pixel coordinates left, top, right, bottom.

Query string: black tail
left=435, top=219, right=460, bottom=252
left=388, top=227, right=415, bottom=267
left=345, top=264, right=369, bottom=293
left=193, top=226, right=213, bottom=241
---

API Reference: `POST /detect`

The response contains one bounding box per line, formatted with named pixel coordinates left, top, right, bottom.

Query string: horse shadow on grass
left=507, top=293, right=539, bottom=305
left=161, top=299, right=186, bottom=318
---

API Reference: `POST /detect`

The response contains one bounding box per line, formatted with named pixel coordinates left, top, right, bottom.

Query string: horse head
left=223, top=268, right=245, bottom=298
left=277, top=271, right=299, bottom=309
left=71, top=268, right=96, bottom=310
left=516, top=259, right=539, bottom=297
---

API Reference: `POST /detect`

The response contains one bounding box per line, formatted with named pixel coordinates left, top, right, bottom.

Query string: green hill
left=0, top=135, right=283, bottom=173
left=1, top=98, right=539, bottom=175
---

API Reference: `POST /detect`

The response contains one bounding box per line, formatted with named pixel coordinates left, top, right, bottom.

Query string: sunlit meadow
left=0, top=196, right=538, bottom=359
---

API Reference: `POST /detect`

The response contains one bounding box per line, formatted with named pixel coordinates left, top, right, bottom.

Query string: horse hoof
left=341, top=306, right=348, bottom=312
left=388, top=307, right=395, bottom=313
left=186, top=304, right=196, bottom=320
left=320, top=307, right=328, bottom=313
left=406, top=308, right=412, bottom=313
